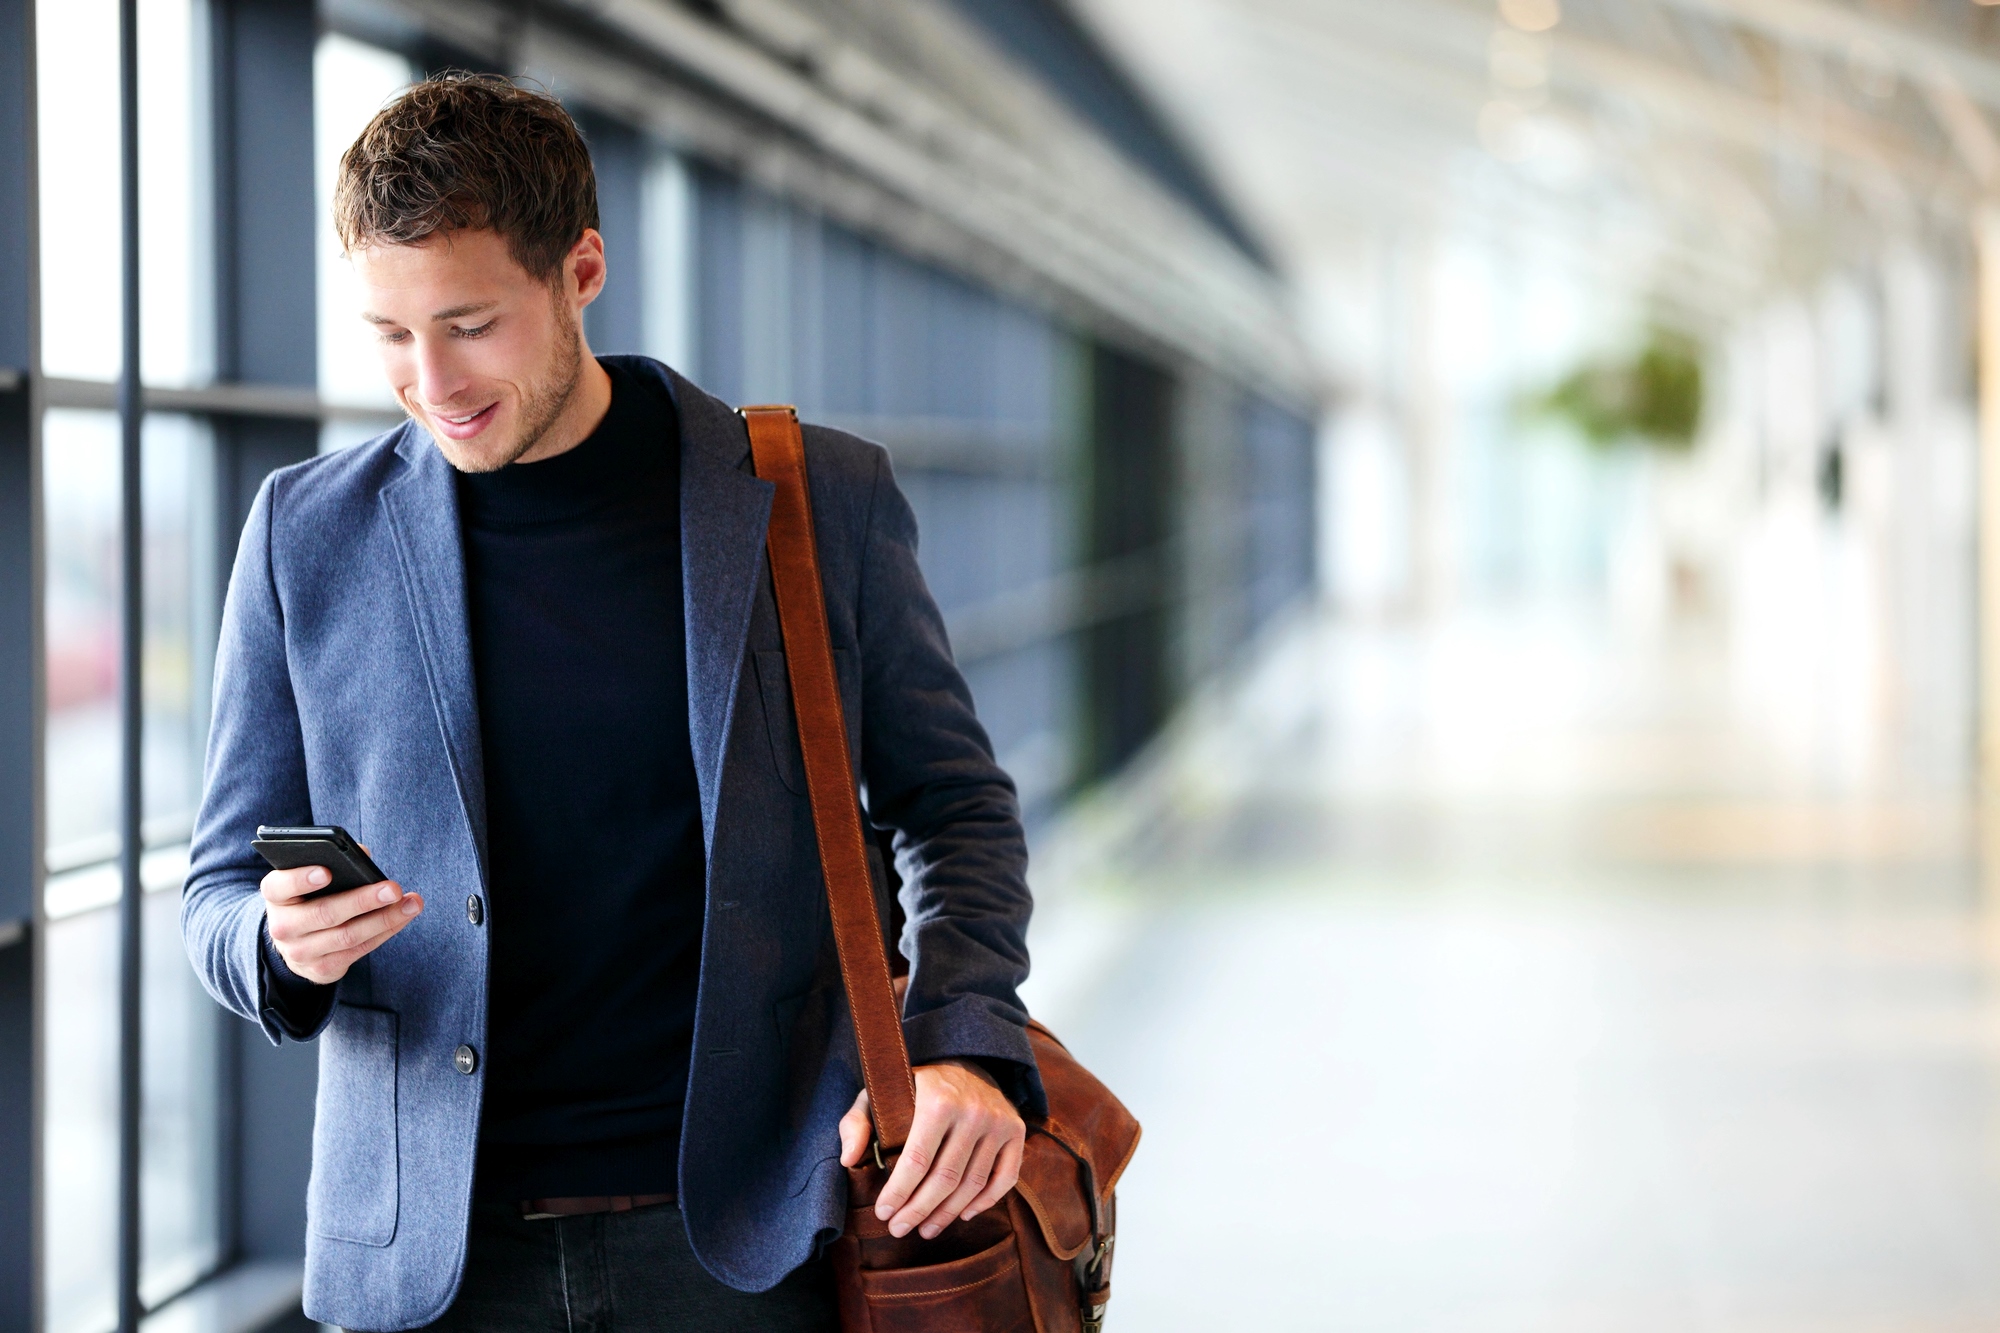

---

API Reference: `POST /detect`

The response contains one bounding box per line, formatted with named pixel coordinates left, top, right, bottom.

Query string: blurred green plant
left=1534, top=328, right=1704, bottom=450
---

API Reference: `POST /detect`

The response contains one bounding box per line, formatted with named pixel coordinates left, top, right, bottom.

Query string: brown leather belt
left=520, top=1193, right=675, bottom=1221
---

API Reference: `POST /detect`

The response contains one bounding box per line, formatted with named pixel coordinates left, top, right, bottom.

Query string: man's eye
left=378, top=330, right=410, bottom=345
left=454, top=320, right=496, bottom=339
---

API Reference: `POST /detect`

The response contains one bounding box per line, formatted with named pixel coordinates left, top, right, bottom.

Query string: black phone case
left=251, top=825, right=386, bottom=896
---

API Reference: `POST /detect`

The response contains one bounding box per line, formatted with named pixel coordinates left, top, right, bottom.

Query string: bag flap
left=1014, top=1131, right=1095, bottom=1261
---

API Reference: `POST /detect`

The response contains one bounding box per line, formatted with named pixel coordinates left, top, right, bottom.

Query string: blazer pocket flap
left=307, top=1003, right=400, bottom=1247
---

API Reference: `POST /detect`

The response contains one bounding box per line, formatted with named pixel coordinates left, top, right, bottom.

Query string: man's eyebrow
left=429, top=301, right=499, bottom=321
left=360, top=301, right=499, bottom=326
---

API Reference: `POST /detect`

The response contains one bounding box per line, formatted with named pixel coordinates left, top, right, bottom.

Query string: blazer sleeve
left=853, top=448, right=1046, bottom=1115
left=180, top=472, right=336, bottom=1045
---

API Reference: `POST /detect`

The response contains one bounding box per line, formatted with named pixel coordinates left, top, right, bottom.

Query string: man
left=182, top=73, right=1039, bottom=1332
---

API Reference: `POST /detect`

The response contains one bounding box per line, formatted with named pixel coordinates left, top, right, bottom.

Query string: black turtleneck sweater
left=261, top=360, right=701, bottom=1198
left=453, top=360, right=701, bottom=1200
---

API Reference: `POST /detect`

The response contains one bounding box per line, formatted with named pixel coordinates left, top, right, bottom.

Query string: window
left=38, top=0, right=226, bottom=1322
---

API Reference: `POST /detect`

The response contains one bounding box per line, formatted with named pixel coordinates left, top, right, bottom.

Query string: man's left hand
left=838, top=1059, right=1026, bottom=1240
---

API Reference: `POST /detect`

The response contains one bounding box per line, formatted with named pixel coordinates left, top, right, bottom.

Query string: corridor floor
left=1020, top=606, right=2000, bottom=1332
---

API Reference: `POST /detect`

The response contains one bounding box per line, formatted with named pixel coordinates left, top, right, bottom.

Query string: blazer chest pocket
left=756, top=649, right=856, bottom=795
left=307, top=1003, right=399, bottom=1246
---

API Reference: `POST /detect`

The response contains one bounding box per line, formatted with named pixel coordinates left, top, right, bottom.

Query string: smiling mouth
left=428, top=401, right=499, bottom=440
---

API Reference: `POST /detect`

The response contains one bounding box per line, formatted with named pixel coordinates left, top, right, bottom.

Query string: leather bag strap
left=742, top=405, right=918, bottom=1151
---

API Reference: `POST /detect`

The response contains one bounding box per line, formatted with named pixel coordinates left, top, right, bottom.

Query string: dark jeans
left=407, top=1196, right=838, bottom=1332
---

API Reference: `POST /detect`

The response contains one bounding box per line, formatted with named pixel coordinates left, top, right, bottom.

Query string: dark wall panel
left=0, top=0, right=33, bottom=1315
left=214, top=0, right=318, bottom=387
left=0, top=0, right=30, bottom=373
left=0, top=937, right=30, bottom=1331
left=0, top=391, right=29, bottom=934
left=693, top=168, right=744, bottom=404
left=578, top=112, right=645, bottom=357
left=1082, top=343, right=1173, bottom=782
left=1244, top=397, right=1316, bottom=629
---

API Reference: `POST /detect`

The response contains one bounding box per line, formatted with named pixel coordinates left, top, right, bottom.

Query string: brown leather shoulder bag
left=743, top=406, right=1141, bottom=1333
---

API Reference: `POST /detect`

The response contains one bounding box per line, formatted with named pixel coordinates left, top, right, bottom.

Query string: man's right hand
left=262, top=864, right=424, bottom=985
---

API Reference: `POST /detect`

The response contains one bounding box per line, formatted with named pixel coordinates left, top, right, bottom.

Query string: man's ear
left=568, top=228, right=607, bottom=310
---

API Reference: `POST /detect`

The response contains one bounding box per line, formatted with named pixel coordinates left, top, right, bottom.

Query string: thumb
left=838, top=1088, right=872, bottom=1167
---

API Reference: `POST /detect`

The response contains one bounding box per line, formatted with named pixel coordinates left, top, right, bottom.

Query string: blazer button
left=454, top=1044, right=478, bottom=1075
left=466, top=894, right=484, bottom=926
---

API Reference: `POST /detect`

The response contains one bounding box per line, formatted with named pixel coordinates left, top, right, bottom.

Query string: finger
left=887, top=1124, right=976, bottom=1238
left=876, top=1110, right=947, bottom=1223
left=280, top=894, right=422, bottom=983
left=260, top=864, right=333, bottom=905
left=961, top=1133, right=1023, bottom=1222
left=284, top=894, right=422, bottom=971
left=838, top=1090, right=872, bottom=1168
left=268, top=880, right=405, bottom=942
left=924, top=1136, right=1000, bottom=1239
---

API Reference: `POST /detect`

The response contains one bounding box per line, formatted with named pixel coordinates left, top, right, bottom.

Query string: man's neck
left=515, top=352, right=615, bottom=466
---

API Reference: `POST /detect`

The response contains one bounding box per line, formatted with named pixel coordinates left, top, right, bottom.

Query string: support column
left=0, top=0, right=35, bottom=1324
left=211, top=0, right=320, bottom=1269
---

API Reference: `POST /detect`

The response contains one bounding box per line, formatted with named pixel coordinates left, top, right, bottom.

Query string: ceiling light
left=1500, top=0, right=1561, bottom=32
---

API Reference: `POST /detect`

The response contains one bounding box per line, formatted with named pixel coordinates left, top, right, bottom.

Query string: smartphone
left=251, top=825, right=387, bottom=899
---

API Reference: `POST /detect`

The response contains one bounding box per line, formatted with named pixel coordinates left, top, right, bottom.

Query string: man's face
left=352, top=227, right=605, bottom=472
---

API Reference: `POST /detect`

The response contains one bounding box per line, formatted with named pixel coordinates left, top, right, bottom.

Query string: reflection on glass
left=316, top=33, right=413, bottom=408
left=42, top=872, right=224, bottom=1333
left=43, top=906, right=116, bottom=1333
left=44, top=413, right=215, bottom=867
left=44, top=409, right=120, bottom=861
left=42, top=409, right=221, bottom=1328
left=37, top=0, right=210, bottom=384
left=143, top=416, right=218, bottom=839
left=141, top=872, right=225, bottom=1308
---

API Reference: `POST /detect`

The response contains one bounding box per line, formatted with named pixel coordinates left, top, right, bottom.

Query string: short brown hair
left=334, top=72, right=598, bottom=280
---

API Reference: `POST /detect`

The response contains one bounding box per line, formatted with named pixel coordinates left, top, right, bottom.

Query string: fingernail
left=377, top=884, right=399, bottom=904
left=889, top=1221, right=908, bottom=1238
left=920, top=1225, right=939, bottom=1239
left=401, top=898, right=420, bottom=915
left=309, top=868, right=329, bottom=887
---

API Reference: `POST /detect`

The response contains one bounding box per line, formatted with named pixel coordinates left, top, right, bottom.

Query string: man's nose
left=412, top=341, right=470, bottom=408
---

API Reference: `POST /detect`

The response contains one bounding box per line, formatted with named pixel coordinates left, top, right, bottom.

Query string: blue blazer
left=181, top=358, right=1040, bottom=1332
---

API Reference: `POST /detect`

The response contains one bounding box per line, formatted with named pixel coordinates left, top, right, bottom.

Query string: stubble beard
left=454, top=297, right=586, bottom=473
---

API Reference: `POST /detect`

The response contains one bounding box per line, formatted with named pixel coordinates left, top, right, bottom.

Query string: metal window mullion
left=116, top=0, right=144, bottom=1328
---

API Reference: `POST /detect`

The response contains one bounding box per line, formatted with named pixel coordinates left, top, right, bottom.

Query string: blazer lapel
left=669, top=368, right=775, bottom=851
left=380, top=424, right=489, bottom=877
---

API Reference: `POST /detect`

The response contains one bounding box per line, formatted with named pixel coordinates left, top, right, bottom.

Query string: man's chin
left=422, top=417, right=526, bottom=474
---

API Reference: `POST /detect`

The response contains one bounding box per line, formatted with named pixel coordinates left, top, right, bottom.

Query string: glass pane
left=142, top=416, right=217, bottom=840
left=37, top=0, right=120, bottom=381
left=43, top=907, right=117, bottom=1333
left=37, top=0, right=209, bottom=384
left=43, top=406, right=223, bottom=1327
left=142, top=863, right=224, bottom=1308
left=44, top=409, right=120, bottom=866
left=139, top=0, right=214, bottom=387
left=315, top=33, right=413, bottom=408
left=45, top=413, right=215, bottom=866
